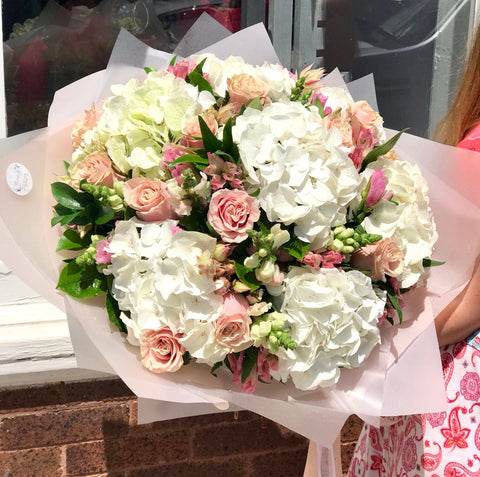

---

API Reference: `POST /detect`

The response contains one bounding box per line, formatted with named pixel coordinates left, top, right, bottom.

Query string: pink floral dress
left=348, top=127, right=480, bottom=477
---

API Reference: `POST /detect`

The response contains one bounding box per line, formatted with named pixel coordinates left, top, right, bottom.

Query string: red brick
left=192, top=418, right=308, bottom=458
left=0, top=379, right=134, bottom=415
left=0, top=447, right=63, bottom=476
left=127, top=458, right=249, bottom=477
left=66, top=430, right=190, bottom=474
left=0, top=403, right=130, bottom=450
left=0, top=383, right=64, bottom=414
left=66, top=441, right=107, bottom=475
left=340, top=415, right=364, bottom=443
left=63, top=379, right=134, bottom=404
left=251, top=447, right=309, bottom=477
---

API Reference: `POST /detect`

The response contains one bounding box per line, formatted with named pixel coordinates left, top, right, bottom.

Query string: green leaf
left=56, top=228, right=91, bottom=251
left=183, top=351, right=192, bottom=365
left=51, top=182, right=91, bottom=211
left=169, top=55, right=177, bottom=67
left=105, top=290, right=126, bottom=333
left=241, top=347, right=258, bottom=383
left=360, top=129, right=408, bottom=172
left=387, top=289, right=403, bottom=324
left=168, top=153, right=209, bottom=168
left=56, top=261, right=108, bottom=298
left=247, top=97, right=262, bottom=111
left=310, top=97, right=325, bottom=117
left=63, top=161, right=70, bottom=173
left=423, top=258, right=445, bottom=267
left=95, top=205, right=115, bottom=225
left=144, top=66, right=157, bottom=74
left=249, top=189, right=260, bottom=198
left=221, top=117, right=239, bottom=161
left=234, top=262, right=261, bottom=291
left=283, top=236, right=310, bottom=260
left=210, top=361, right=223, bottom=377
left=198, top=115, right=223, bottom=153
left=51, top=212, right=81, bottom=227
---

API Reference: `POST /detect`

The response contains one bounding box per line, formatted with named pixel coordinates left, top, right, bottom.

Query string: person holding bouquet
left=348, top=24, right=480, bottom=475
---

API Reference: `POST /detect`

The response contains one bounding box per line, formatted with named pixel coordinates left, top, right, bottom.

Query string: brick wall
left=0, top=378, right=363, bottom=476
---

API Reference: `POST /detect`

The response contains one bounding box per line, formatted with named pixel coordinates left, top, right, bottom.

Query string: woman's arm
left=435, top=255, right=480, bottom=346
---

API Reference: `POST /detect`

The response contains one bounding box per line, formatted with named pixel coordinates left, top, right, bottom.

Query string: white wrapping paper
left=2, top=21, right=479, bottom=456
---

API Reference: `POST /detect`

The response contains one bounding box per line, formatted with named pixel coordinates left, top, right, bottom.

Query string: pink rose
left=71, top=105, right=102, bottom=148
left=69, top=152, right=117, bottom=189
left=207, top=189, right=260, bottom=243
left=215, top=294, right=252, bottom=352
left=226, top=73, right=269, bottom=106
left=123, top=177, right=177, bottom=222
left=350, top=238, right=404, bottom=281
left=140, top=328, right=185, bottom=373
left=180, top=110, right=218, bottom=149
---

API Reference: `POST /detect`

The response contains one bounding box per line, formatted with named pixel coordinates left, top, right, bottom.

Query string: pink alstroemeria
left=204, top=154, right=244, bottom=190
left=349, top=127, right=378, bottom=169
left=167, top=59, right=197, bottom=79
left=365, top=170, right=389, bottom=207
left=162, top=144, right=191, bottom=185
left=302, top=250, right=344, bottom=269
left=96, top=239, right=112, bottom=264
left=257, top=347, right=278, bottom=383
left=311, top=92, right=332, bottom=115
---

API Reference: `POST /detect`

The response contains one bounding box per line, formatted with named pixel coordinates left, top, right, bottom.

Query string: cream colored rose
left=216, top=102, right=243, bottom=125
left=227, top=73, right=269, bottom=106
left=351, top=238, right=404, bottom=282
left=69, top=152, right=117, bottom=189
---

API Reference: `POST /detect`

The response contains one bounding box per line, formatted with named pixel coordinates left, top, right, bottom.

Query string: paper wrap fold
left=1, top=21, right=480, bottom=448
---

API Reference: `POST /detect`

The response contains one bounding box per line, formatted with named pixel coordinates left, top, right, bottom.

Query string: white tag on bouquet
left=6, top=162, right=33, bottom=196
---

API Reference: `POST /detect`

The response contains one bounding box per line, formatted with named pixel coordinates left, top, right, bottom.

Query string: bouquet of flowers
left=51, top=52, right=438, bottom=393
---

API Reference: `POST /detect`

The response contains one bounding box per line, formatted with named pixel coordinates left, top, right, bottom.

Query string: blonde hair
left=434, top=23, right=480, bottom=145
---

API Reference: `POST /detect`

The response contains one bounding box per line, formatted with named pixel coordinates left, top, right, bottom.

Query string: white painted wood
left=268, top=0, right=294, bottom=69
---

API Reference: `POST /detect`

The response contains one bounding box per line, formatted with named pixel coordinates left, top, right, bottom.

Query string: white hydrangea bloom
left=271, top=267, right=385, bottom=390
left=105, top=220, right=225, bottom=362
left=233, top=101, right=361, bottom=249
left=362, top=158, right=438, bottom=287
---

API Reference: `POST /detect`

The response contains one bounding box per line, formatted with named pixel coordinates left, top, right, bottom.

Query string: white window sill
left=0, top=261, right=113, bottom=387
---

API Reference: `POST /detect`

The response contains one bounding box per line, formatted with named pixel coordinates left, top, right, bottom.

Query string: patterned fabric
left=348, top=125, right=480, bottom=476
left=349, top=338, right=480, bottom=476
left=457, top=123, right=480, bottom=152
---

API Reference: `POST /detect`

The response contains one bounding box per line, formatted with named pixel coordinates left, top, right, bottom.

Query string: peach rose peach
left=226, top=73, right=269, bottom=106
left=207, top=189, right=260, bottom=243
left=350, top=238, right=404, bottom=282
left=140, top=328, right=185, bottom=373
left=215, top=293, right=252, bottom=352
left=123, top=177, right=177, bottom=222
